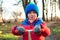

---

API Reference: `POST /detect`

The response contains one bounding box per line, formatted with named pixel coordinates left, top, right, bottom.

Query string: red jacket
left=12, top=22, right=50, bottom=40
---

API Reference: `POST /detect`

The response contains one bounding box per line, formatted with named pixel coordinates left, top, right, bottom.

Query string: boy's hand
left=34, top=25, right=41, bottom=34
left=16, top=26, right=25, bottom=35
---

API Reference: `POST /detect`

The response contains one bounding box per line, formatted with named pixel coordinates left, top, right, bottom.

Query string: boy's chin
left=28, top=17, right=37, bottom=20
left=30, top=18, right=36, bottom=20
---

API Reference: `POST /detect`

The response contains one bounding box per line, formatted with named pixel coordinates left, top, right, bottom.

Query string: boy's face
left=28, top=11, right=37, bottom=20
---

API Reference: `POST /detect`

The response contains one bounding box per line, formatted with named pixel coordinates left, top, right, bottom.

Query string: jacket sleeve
left=41, top=22, right=51, bottom=37
left=11, top=26, right=20, bottom=36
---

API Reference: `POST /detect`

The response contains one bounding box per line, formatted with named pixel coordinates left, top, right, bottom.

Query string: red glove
left=41, top=22, right=51, bottom=37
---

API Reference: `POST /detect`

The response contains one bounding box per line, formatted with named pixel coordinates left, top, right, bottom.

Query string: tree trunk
left=22, top=0, right=28, bottom=9
left=42, top=0, right=45, bottom=21
left=34, top=0, right=36, bottom=4
left=51, top=13, right=53, bottom=21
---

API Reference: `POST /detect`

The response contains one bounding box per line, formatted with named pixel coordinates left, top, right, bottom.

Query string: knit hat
left=25, top=2, right=39, bottom=18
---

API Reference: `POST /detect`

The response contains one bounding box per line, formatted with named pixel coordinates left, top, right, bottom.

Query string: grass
left=0, top=22, right=20, bottom=33
left=0, top=22, right=60, bottom=40
left=0, top=22, right=21, bottom=40
left=0, top=33, right=18, bottom=40
left=51, top=25, right=60, bottom=40
left=52, top=26, right=60, bottom=37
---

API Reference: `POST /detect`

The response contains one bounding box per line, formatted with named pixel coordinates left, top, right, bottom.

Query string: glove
left=16, top=26, right=25, bottom=35
left=34, top=25, right=41, bottom=34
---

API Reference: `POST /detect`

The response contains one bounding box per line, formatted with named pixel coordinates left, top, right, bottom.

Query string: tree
left=59, top=0, right=60, bottom=9
left=22, top=0, right=28, bottom=9
left=34, top=0, right=37, bottom=4
left=42, top=0, right=45, bottom=21
left=51, top=13, right=53, bottom=21
left=13, top=12, right=22, bottom=22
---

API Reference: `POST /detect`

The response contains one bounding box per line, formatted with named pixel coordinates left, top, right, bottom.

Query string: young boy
left=12, top=3, right=50, bottom=40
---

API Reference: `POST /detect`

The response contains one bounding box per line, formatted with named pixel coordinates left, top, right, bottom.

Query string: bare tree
left=22, top=0, right=28, bottom=9
left=59, top=0, right=60, bottom=9
left=13, top=12, right=22, bottom=22
left=42, top=0, right=45, bottom=21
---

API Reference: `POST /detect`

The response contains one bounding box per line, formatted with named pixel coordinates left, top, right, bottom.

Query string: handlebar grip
left=16, top=26, right=25, bottom=35
left=34, top=25, right=41, bottom=34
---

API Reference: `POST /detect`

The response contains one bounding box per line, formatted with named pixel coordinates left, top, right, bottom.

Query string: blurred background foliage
left=0, top=0, right=60, bottom=40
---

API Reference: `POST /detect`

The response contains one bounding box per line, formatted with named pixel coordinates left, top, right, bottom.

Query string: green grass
left=0, top=22, right=21, bottom=40
left=52, top=26, right=60, bottom=37
left=0, top=22, right=60, bottom=40
left=0, top=22, right=20, bottom=33
left=0, top=33, right=18, bottom=40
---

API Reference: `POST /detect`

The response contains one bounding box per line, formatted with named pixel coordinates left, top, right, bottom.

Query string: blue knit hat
left=25, top=2, right=39, bottom=18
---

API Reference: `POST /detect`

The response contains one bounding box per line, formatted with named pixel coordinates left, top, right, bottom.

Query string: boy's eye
left=33, top=11, right=36, bottom=13
left=28, top=11, right=36, bottom=14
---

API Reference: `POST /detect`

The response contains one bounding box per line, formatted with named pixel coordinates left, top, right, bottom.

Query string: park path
left=45, top=22, right=56, bottom=40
